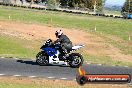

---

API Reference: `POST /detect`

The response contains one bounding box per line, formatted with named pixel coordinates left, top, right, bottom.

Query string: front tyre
left=69, top=53, right=83, bottom=68
left=36, top=52, right=49, bottom=66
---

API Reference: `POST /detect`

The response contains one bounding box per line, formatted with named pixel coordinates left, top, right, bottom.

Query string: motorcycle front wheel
left=36, top=52, right=49, bottom=66
left=69, top=53, right=83, bottom=68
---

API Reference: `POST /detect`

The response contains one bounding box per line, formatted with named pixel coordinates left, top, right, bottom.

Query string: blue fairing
left=128, top=14, right=132, bottom=19
left=42, top=47, right=57, bottom=56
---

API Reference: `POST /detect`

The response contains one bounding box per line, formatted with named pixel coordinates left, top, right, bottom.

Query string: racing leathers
left=54, top=34, right=72, bottom=55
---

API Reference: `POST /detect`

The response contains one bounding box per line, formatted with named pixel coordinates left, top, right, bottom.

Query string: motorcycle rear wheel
left=36, top=52, right=49, bottom=66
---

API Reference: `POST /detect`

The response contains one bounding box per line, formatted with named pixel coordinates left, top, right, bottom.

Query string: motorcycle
left=36, top=39, right=84, bottom=68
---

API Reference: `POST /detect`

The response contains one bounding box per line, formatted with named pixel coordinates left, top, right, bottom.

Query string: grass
left=84, top=54, right=132, bottom=67
left=0, top=34, right=39, bottom=59
left=0, top=5, right=132, bottom=66
left=103, top=9, right=121, bottom=16
left=0, top=83, right=39, bottom=88
left=0, top=5, right=132, bottom=41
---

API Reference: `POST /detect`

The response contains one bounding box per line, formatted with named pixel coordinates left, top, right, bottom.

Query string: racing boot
left=62, top=49, right=69, bottom=60
left=62, top=62, right=68, bottom=66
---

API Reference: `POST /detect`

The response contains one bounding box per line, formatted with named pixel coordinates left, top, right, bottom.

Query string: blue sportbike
left=36, top=39, right=84, bottom=68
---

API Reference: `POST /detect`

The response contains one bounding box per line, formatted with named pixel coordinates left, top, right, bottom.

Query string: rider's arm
left=54, top=37, right=63, bottom=44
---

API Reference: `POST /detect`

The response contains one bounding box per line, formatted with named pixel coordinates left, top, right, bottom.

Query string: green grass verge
left=0, top=82, right=76, bottom=88
left=0, top=34, right=39, bottom=59
left=0, top=82, right=73, bottom=88
left=0, top=83, right=38, bottom=88
left=84, top=54, right=132, bottom=67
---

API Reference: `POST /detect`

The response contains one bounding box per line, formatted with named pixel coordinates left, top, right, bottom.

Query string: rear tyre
left=69, top=53, right=83, bottom=68
left=36, top=52, right=49, bottom=66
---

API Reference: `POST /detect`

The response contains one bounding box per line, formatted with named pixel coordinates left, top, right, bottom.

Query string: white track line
left=14, top=58, right=18, bottom=60
left=98, top=64, right=102, bottom=66
left=60, top=78, right=67, bottom=80
left=47, top=77, right=55, bottom=79
left=13, top=75, right=21, bottom=77
left=73, top=79, right=76, bottom=81
left=28, top=76, right=37, bottom=78
left=87, top=63, right=91, bottom=64
left=0, top=74, right=5, bottom=76
left=1, top=57, right=5, bottom=58
left=124, top=66, right=129, bottom=68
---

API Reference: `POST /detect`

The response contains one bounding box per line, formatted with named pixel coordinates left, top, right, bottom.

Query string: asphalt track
left=0, top=58, right=132, bottom=82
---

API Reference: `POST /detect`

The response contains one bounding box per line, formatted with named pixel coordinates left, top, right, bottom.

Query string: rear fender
left=72, top=45, right=84, bottom=50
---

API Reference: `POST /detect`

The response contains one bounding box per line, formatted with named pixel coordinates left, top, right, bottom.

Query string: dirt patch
left=0, top=76, right=130, bottom=88
left=0, top=20, right=132, bottom=62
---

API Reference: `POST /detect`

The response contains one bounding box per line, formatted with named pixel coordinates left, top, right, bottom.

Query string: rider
left=54, top=30, right=72, bottom=59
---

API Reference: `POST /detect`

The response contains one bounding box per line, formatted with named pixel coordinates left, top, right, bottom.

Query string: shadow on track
left=17, top=60, right=38, bottom=65
left=16, top=60, right=70, bottom=67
